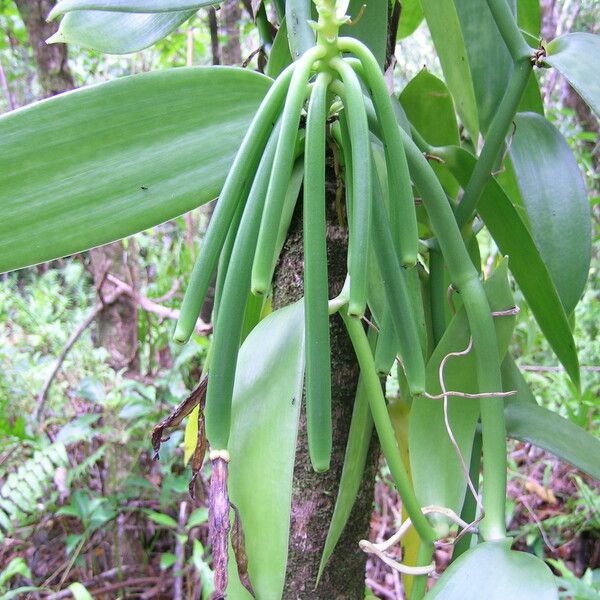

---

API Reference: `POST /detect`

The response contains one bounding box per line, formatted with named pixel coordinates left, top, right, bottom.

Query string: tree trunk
left=15, top=0, right=140, bottom=373
left=272, top=160, right=379, bottom=599
left=13, top=0, right=74, bottom=97
left=220, top=0, right=242, bottom=66
left=89, top=242, right=140, bottom=372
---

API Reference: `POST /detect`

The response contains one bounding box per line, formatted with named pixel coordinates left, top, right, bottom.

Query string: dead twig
left=34, top=287, right=124, bottom=421
left=152, top=376, right=208, bottom=460
left=173, top=501, right=188, bottom=600
left=106, top=274, right=211, bottom=335
left=41, top=566, right=144, bottom=599
left=44, top=577, right=160, bottom=598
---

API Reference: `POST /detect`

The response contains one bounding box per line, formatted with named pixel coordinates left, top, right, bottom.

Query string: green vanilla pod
left=330, top=57, right=371, bottom=318
left=173, top=64, right=295, bottom=344
left=373, top=309, right=398, bottom=376
left=338, top=38, right=418, bottom=266
left=303, top=71, right=333, bottom=472
left=251, top=45, right=325, bottom=296
left=370, top=158, right=426, bottom=394
left=337, top=108, right=354, bottom=233
left=205, top=127, right=280, bottom=450
left=212, top=197, right=245, bottom=324
left=341, top=310, right=435, bottom=545
left=428, top=247, right=449, bottom=346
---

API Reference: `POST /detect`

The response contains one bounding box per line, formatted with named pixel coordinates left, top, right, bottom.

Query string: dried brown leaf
left=231, top=502, right=256, bottom=598
left=151, top=376, right=208, bottom=459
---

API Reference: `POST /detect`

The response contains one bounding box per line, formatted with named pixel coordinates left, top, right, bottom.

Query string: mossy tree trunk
left=272, top=159, right=379, bottom=599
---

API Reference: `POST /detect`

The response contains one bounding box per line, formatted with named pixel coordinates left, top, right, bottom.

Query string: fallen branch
left=42, top=566, right=144, bottom=599
left=44, top=577, right=160, bottom=599
left=106, top=273, right=211, bottom=335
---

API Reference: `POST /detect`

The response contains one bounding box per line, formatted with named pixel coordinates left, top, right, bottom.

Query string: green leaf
left=0, top=508, right=12, bottom=533
left=227, top=301, right=305, bottom=599
left=545, top=33, right=600, bottom=119
left=0, top=557, right=31, bottom=587
left=285, top=0, right=314, bottom=60
left=518, top=72, right=544, bottom=115
left=49, top=0, right=214, bottom=18
left=397, top=0, right=424, bottom=39
left=186, top=507, right=209, bottom=530
left=160, top=552, right=178, bottom=569
left=517, top=0, right=541, bottom=37
left=340, top=0, right=388, bottom=70
left=0, top=67, right=270, bottom=273
left=420, top=0, right=479, bottom=141
left=505, top=403, right=600, bottom=481
left=425, top=540, right=558, bottom=599
left=409, top=259, right=516, bottom=533
left=68, top=583, right=94, bottom=600
left=509, top=112, right=591, bottom=315
left=399, top=69, right=460, bottom=196
left=144, top=510, right=179, bottom=528
left=48, top=9, right=197, bottom=54
left=501, top=354, right=537, bottom=406
left=266, top=18, right=292, bottom=79
left=400, top=70, right=460, bottom=148
left=438, top=145, right=580, bottom=389
left=453, top=0, right=516, bottom=134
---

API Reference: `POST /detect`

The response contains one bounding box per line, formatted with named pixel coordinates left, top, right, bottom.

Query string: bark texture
left=89, top=243, right=139, bottom=372
left=220, top=0, right=242, bottom=65
left=13, top=0, right=74, bottom=97
left=273, top=161, right=379, bottom=599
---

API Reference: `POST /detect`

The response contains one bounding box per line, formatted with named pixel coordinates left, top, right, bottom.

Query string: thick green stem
left=399, top=130, right=507, bottom=541
left=485, top=0, right=532, bottom=61
left=409, top=541, right=435, bottom=600
left=460, top=280, right=507, bottom=541
left=454, top=59, right=532, bottom=229
left=341, top=311, right=436, bottom=544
